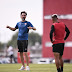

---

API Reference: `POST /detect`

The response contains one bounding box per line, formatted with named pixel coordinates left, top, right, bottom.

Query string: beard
left=22, top=17, right=25, bottom=21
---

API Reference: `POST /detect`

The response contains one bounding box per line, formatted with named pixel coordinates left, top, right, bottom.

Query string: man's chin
left=22, top=18, right=25, bottom=21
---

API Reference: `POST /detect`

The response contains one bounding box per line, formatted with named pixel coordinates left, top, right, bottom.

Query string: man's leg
left=13, top=55, right=17, bottom=63
left=10, top=57, right=12, bottom=63
left=24, top=52, right=30, bottom=71
left=10, top=55, right=13, bottom=63
left=18, top=40, right=26, bottom=70
left=54, top=52, right=61, bottom=72
left=24, top=52, right=29, bottom=66
left=59, top=56, right=63, bottom=72
left=20, top=52, right=25, bottom=67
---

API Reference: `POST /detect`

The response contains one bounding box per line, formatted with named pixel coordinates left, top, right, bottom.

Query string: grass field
left=0, top=63, right=72, bottom=72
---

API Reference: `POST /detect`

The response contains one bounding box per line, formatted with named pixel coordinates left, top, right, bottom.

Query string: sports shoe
left=18, top=66, right=25, bottom=70
left=26, top=66, right=30, bottom=71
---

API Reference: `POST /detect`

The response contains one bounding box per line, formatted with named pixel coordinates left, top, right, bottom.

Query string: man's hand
left=6, top=25, right=10, bottom=28
left=51, top=39, right=55, bottom=43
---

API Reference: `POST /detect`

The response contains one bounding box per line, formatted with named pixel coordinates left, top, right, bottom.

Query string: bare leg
left=20, top=52, right=25, bottom=67
left=59, top=56, right=63, bottom=72
left=54, top=52, right=61, bottom=72
left=59, top=56, right=63, bottom=67
left=24, top=52, right=29, bottom=66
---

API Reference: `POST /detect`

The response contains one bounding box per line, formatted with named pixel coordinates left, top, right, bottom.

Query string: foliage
left=0, top=42, right=5, bottom=50
left=28, top=32, right=42, bottom=45
left=7, top=32, right=18, bottom=48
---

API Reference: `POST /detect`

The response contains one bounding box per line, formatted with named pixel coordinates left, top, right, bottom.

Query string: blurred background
left=0, top=0, right=72, bottom=64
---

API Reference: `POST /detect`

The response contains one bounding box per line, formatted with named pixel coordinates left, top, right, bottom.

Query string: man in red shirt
left=50, top=14, right=70, bottom=72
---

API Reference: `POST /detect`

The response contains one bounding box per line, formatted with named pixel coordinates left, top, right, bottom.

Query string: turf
left=0, top=63, right=72, bottom=72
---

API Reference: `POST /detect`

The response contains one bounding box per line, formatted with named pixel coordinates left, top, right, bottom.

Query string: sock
left=57, top=68, right=61, bottom=72
left=61, top=67, right=63, bottom=72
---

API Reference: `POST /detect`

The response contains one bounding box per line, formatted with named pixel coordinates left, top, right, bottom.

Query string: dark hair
left=7, top=45, right=9, bottom=48
left=52, top=14, right=58, bottom=18
left=52, top=15, right=57, bottom=18
left=21, top=11, right=27, bottom=15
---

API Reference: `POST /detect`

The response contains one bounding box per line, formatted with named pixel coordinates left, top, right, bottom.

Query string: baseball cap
left=52, top=14, right=58, bottom=18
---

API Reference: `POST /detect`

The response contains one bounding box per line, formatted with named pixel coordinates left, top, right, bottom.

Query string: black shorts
left=17, top=40, right=28, bottom=52
left=10, top=54, right=14, bottom=58
left=52, top=43, right=64, bottom=56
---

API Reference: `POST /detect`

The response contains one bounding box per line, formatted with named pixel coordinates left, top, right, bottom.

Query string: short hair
left=7, top=45, right=9, bottom=48
left=52, top=14, right=58, bottom=18
left=21, top=11, right=27, bottom=15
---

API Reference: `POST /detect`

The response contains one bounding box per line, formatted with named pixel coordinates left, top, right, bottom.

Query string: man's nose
left=22, top=16, right=25, bottom=18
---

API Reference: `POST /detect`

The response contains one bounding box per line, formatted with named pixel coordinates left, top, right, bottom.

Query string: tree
left=0, top=42, right=5, bottom=51
left=28, top=32, right=42, bottom=45
left=7, top=32, right=18, bottom=48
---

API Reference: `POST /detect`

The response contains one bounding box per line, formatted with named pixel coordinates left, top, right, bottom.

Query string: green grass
left=0, top=63, right=72, bottom=72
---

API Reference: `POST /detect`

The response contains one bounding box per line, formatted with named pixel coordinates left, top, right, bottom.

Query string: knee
left=24, top=52, right=27, bottom=56
left=59, top=56, right=62, bottom=60
left=55, top=56, right=59, bottom=60
left=54, top=54, right=60, bottom=60
left=20, top=52, right=23, bottom=55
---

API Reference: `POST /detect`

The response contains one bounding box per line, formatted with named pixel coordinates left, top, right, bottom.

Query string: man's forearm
left=50, top=32, right=53, bottom=42
left=27, top=27, right=36, bottom=30
left=50, top=25, right=54, bottom=42
left=8, top=26, right=16, bottom=31
left=64, top=25, right=70, bottom=40
left=64, top=32, right=70, bottom=40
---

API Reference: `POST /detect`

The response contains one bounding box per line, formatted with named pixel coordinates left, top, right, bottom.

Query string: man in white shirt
left=7, top=45, right=14, bottom=63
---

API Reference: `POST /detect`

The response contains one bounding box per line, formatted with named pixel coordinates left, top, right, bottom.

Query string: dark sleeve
left=28, top=22, right=34, bottom=27
left=64, top=25, right=70, bottom=40
left=50, top=25, right=54, bottom=42
left=15, top=23, right=18, bottom=29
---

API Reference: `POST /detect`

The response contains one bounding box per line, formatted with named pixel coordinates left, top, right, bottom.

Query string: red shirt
left=53, top=22, right=65, bottom=44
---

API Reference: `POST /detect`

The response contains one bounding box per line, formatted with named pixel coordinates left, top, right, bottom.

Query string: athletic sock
left=57, top=68, right=61, bottom=72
